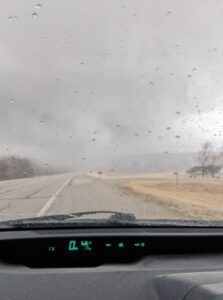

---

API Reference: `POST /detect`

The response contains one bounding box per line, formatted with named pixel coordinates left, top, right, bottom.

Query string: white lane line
left=36, top=176, right=71, bottom=217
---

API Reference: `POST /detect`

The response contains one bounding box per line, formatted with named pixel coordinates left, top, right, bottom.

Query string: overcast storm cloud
left=1, top=0, right=223, bottom=171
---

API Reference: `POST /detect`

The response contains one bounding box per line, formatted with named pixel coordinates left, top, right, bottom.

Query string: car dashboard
left=1, top=227, right=223, bottom=299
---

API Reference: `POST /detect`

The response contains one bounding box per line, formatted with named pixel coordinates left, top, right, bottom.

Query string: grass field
left=120, top=173, right=223, bottom=220
left=87, top=171, right=223, bottom=220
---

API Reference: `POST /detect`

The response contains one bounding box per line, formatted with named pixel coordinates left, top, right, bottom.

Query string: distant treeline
left=187, top=142, right=223, bottom=178
left=0, top=155, right=60, bottom=180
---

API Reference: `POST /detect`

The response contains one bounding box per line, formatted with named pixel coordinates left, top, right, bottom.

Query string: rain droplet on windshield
left=9, top=99, right=15, bottom=103
left=80, top=62, right=84, bottom=66
left=166, top=11, right=172, bottom=15
left=176, top=135, right=181, bottom=139
left=134, top=133, right=140, bottom=137
left=166, top=127, right=171, bottom=130
left=32, top=12, right=38, bottom=19
left=35, top=3, right=42, bottom=9
left=8, top=16, right=13, bottom=21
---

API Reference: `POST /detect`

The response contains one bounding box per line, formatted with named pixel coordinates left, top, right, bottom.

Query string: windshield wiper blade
left=1, top=212, right=223, bottom=229
left=65, top=210, right=136, bottom=222
left=0, top=210, right=137, bottom=228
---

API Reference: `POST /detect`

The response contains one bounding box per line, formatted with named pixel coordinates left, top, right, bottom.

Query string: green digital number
left=68, top=240, right=79, bottom=251
left=118, top=242, right=124, bottom=248
left=134, top=242, right=145, bottom=247
left=80, top=240, right=92, bottom=251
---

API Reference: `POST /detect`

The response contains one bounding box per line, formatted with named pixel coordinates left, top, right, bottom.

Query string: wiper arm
left=1, top=211, right=223, bottom=229
left=0, top=210, right=137, bottom=228
left=65, top=210, right=136, bottom=222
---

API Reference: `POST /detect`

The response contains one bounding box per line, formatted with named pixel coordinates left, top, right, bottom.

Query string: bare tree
left=0, top=158, right=8, bottom=180
left=209, top=145, right=223, bottom=176
left=218, top=145, right=223, bottom=165
left=197, top=142, right=213, bottom=177
left=0, top=155, right=41, bottom=180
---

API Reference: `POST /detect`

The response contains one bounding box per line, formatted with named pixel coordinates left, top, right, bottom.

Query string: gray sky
left=0, top=0, right=223, bottom=169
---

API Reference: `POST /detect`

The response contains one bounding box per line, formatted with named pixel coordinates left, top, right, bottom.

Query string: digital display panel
left=46, top=238, right=147, bottom=258
left=1, top=234, right=223, bottom=268
left=66, top=239, right=145, bottom=251
left=0, top=236, right=150, bottom=267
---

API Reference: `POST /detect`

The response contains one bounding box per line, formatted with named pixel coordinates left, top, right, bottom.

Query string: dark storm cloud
left=0, top=0, right=223, bottom=169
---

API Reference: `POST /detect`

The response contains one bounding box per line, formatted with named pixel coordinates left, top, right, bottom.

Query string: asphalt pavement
left=0, top=173, right=182, bottom=222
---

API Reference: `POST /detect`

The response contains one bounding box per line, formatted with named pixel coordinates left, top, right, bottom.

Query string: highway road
left=0, top=173, right=183, bottom=222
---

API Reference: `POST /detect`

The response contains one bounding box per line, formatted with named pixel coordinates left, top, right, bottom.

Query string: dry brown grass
left=86, top=171, right=223, bottom=219
left=122, top=174, right=223, bottom=220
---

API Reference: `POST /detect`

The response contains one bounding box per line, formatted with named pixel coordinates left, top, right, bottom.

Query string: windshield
left=0, top=0, right=223, bottom=226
